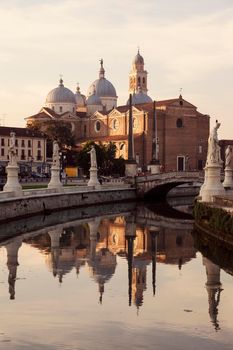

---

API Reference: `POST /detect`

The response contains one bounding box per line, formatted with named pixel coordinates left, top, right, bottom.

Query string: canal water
left=0, top=200, right=232, bottom=350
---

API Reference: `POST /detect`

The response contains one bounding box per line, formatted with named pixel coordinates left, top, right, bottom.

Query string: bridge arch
left=136, top=172, right=203, bottom=201
left=144, top=181, right=192, bottom=200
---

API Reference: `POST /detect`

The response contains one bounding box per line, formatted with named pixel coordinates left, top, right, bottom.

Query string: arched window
left=52, top=106, right=55, bottom=111
left=95, top=120, right=101, bottom=132
left=133, top=117, right=138, bottom=129
left=176, top=118, right=183, bottom=128
left=60, top=106, right=63, bottom=113
left=138, top=77, right=141, bottom=84
left=142, top=77, right=145, bottom=84
left=112, top=118, right=119, bottom=130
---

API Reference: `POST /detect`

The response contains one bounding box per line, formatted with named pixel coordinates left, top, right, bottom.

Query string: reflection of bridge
left=136, top=171, right=203, bottom=199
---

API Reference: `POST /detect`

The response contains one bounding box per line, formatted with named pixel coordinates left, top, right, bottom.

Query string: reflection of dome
left=75, top=84, right=86, bottom=107
left=46, top=79, right=76, bottom=104
left=88, top=248, right=116, bottom=284
left=127, top=87, right=152, bottom=105
left=45, top=248, right=75, bottom=281
left=133, top=258, right=151, bottom=269
left=133, top=50, right=144, bottom=66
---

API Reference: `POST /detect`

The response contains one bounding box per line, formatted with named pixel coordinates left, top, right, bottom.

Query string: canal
left=0, top=199, right=232, bottom=350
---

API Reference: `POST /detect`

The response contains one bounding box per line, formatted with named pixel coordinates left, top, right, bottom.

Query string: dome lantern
left=99, top=58, right=105, bottom=79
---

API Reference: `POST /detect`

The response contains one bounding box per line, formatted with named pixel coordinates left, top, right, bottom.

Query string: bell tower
left=129, top=50, right=148, bottom=94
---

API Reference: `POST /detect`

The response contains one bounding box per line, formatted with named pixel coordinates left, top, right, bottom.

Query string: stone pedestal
left=223, top=166, right=233, bottom=188
left=3, top=165, right=22, bottom=196
left=199, top=167, right=208, bottom=197
left=201, top=164, right=225, bottom=202
left=88, top=167, right=100, bottom=188
left=148, top=164, right=160, bottom=175
left=48, top=166, right=63, bottom=191
left=125, top=162, right=137, bottom=177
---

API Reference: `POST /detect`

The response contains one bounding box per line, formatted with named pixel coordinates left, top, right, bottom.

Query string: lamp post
left=148, top=101, right=160, bottom=174
left=59, top=151, right=67, bottom=184
left=28, top=156, right=34, bottom=175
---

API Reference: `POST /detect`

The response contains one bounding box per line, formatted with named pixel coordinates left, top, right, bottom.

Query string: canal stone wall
left=0, top=188, right=136, bottom=223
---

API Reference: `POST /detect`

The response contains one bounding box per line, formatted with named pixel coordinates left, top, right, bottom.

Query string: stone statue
left=206, top=120, right=222, bottom=165
left=88, top=146, right=97, bottom=168
left=225, top=145, right=232, bottom=168
left=52, top=141, right=60, bottom=167
left=8, top=132, right=17, bottom=166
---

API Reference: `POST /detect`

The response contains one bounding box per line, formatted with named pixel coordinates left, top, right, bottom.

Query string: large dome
left=87, top=79, right=117, bottom=98
left=46, top=79, right=76, bottom=104
left=87, top=59, right=117, bottom=98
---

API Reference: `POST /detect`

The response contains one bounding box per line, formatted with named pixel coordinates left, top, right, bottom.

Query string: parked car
left=31, top=172, right=47, bottom=178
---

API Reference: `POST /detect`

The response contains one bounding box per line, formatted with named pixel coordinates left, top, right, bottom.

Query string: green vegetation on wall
left=193, top=201, right=233, bottom=236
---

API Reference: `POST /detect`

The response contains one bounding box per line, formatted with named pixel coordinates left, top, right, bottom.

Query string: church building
left=26, top=51, right=210, bottom=172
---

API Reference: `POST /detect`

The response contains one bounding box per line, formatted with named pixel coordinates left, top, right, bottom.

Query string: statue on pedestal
left=88, top=146, right=97, bottom=168
left=225, top=145, right=232, bottom=168
left=52, top=141, right=60, bottom=168
left=206, top=120, right=222, bottom=165
left=8, top=132, right=17, bottom=166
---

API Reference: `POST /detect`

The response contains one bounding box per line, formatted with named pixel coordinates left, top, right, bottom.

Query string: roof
left=116, top=97, right=197, bottom=112
left=0, top=126, right=46, bottom=138
left=26, top=107, right=85, bottom=121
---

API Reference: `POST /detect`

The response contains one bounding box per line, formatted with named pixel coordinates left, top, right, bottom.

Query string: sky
left=0, top=0, right=232, bottom=139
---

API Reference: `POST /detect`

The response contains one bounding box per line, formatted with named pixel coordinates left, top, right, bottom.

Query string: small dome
left=46, top=79, right=76, bottom=104
left=133, top=49, right=144, bottom=66
left=127, top=88, right=152, bottom=105
left=86, top=87, right=102, bottom=106
left=75, top=84, right=86, bottom=107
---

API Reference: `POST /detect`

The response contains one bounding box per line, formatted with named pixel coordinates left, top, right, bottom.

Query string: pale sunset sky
left=0, top=0, right=232, bottom=138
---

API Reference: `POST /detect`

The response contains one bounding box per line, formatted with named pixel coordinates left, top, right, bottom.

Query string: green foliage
left=193, top=201, right=233, bottom=236
left=27, top=120, right=75, bottom=150
left=76, top=141, right=125, bottom=176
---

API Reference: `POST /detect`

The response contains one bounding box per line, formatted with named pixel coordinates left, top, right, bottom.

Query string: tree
left=27, top=120, right=76, bottom=157
left=76, top=141, right=125, bottom=176
left=28, top=120, right=75, bottom=148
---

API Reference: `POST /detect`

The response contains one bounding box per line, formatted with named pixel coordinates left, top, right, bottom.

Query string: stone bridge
left=135, top=171, right=203, bottom=199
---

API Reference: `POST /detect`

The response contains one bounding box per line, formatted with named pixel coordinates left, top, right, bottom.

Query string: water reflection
left=203, top=258, right=222, bottom=331
left=1, top=204, right=196, bottom=308
left=0, top=202, right=233, bottom=349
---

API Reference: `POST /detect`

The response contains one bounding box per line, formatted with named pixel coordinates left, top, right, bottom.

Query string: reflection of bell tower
left=203, top=257, right=223, bottom=331
left=5, top=238, right=22, bottom=300
left=132, top=265, right=146, bottom=308
left=129, top=50, right=148, bottom=94
left=125, top=214, right=137, bottom=306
